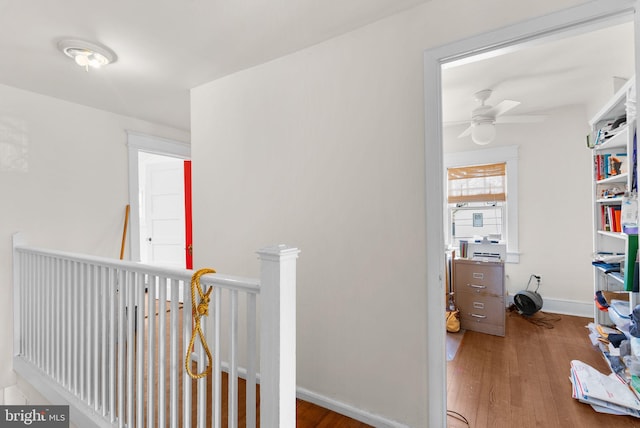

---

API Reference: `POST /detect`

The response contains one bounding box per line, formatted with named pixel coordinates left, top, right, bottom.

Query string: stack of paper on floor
left=570, top=360, right=640, bottom=417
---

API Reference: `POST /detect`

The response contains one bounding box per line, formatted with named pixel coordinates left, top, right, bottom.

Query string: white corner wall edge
left=296, top=387, right=410, bottom=428
left=506, top=295, right=593, bottom=318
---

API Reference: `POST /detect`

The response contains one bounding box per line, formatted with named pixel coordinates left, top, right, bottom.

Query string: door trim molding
left=423, top=1, right=637, bottom=426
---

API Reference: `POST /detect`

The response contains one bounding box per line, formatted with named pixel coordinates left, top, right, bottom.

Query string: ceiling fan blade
left=487, top=100, right=520, bottom=117
left=458, top=125, right=472, bottom=138
left=443, top=119, right=470, bottom=127
left=495, top=114, right=546, bottom=124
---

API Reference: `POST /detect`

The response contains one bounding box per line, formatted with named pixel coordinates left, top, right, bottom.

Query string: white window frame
left=444, top=145, right=520, bottom=263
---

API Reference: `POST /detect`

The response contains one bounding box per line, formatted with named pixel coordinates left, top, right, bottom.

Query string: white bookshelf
left=589, top=76, right=637, bottom=323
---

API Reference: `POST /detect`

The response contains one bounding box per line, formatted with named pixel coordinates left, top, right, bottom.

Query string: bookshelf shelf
left=597, top=230, right=628, bottom=240
left=596, top=197, right=623, bottom=204
left=594, top=125, right=628, bottom=151
left=594, top=265, right=625, bottom=285
left=596, top=173, right=628, bottom=185
left=589, top=75, right=637, bottom=325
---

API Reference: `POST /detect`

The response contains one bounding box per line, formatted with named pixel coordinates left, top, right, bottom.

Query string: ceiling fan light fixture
left=58, top=39, right=117, bottom=71
left=471, top=121, right=496, bottom=145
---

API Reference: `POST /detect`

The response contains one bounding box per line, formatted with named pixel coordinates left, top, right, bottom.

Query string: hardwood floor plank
left=447, top=311, right=640, bottom=427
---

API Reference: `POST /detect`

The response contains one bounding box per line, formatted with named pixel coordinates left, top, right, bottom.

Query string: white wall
left=0, top=83, right=189, bottom=401
left=191, top=0, right=589, bottom=425
left=445, top=105, right=594, bottom=314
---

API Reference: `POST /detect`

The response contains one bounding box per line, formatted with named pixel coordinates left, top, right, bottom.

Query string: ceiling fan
left=457, top=89, right=543, bottom=145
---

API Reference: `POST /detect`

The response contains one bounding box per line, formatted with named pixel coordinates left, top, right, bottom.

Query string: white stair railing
left=12, top=233, right=298, bottom=428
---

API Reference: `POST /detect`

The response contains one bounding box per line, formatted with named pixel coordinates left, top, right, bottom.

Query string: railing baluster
left=136, top=272, right=145, bottom=428
left=147, top=275, right=157, bottom=428
left=183, top=278, right=192, bottom=428
left=44, top=256, right=51, bottom=378
left=117, top=268, right=126, bottom=428
left=196, top=325, right=205, bottom=428
left=158, top=276, right=167, bottom=427
left=101, top=268, right=116, bottom=423
left=246, top=293, right=257, bottom=428
left=92, top=265, right=100, bottom=410
left=80, top=263, right=87, bottom=401
left=36, top=255, right=43, bottom=368
left=108, top=267, right=116, bottom=423
left=213, top=287, right=222, bottom=428
left=25, top=253, right=31, bottom=361
left=72, top=260, right=79, bottom=396
left=55, top=257, right=62, bottom=384
left=197, top=284, right=206, bottom=428
left=61, top=260, right=73, bottom=390
left=229, top=290, right=239, bottom=428
left=29, top=253, right=35, bottom=362
left=126, top=271, right=135, bottom=428
left=170, top=278, right=179, bottom=428
left=84, top=264, right=91, bottom=406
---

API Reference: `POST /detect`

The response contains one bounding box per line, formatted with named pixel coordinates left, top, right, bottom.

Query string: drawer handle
left=473, top=302, right=484, bottom=309
left=468, top=284, right=486, bottom=290
left=472, top=273, right=484, bottom=279
left=470, top=313, right=487, bottom=319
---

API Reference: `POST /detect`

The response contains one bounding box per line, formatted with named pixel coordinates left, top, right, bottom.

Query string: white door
left=144, top=160, right=185, bottom=268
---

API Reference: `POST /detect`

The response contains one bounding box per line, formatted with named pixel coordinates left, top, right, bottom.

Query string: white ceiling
left=0, top=0, right=427, bottom=131
left=0, top=2, right=634, bottom=133
left=443, top=20, right=635, bottom=129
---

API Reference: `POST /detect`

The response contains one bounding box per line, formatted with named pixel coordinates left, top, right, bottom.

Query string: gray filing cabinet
left=453, top=258, right=505, bottom=337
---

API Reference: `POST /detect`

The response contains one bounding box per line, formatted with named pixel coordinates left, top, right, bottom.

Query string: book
left=614, top=207, right=622, bottom=233
left=624, top=235, right=639, bottom=292
left=609, top=153, right=628, bottom=176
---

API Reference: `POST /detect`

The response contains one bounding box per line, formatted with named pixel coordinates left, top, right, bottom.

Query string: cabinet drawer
left=456, top=292, right=504, bottom=320
left=458, top=293, right=505, bottom=336
left=454, top=260, right=504, bottom=296
left=460, top=314, right=505, bottom=336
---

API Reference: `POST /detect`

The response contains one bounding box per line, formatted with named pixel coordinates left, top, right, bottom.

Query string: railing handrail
left=13, top=236, right=299, bottom=428
left=14, top=244, right=260, bottom=294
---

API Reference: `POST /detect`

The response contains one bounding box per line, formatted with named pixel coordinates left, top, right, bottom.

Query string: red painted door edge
left=184, top=160, right=193, bottom=269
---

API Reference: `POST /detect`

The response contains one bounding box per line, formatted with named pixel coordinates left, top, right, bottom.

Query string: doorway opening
left=423, top=2, right=638, bottom=426
left=127, top=131, right=191, bottom=268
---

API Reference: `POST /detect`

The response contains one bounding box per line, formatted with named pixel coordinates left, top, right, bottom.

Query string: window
left=444, top=146, right=519, bottom=263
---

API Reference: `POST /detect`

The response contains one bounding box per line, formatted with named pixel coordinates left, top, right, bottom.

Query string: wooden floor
left=446, top=310, right=640, bottom=427
left=296, top=400, right=372, bottom=428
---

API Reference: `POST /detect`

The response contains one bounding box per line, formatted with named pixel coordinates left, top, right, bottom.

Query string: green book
left=624, top=234, right=638, bottom=292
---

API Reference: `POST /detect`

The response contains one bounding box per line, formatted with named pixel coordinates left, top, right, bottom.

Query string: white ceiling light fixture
left=471, top=120, right=496, bottom=145
left=58, top=39, right=117, bottom=72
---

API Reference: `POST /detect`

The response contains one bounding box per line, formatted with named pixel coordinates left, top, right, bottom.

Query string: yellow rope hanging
left=185, top=268, right=216, bottom=379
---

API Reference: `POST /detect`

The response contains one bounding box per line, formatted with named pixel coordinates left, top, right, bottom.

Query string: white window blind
left=447, top=162, right=506, bottom=203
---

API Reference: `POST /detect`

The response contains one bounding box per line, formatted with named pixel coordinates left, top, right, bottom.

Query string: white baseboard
left=506, top=295, right=593, bottom=318
left=296, top=387, right=408, bottom=428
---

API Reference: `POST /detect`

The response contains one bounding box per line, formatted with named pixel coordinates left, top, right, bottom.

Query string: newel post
left=257, top=244, right=300, bottom=428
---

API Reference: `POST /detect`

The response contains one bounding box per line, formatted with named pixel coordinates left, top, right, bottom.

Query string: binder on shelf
left=624, top=234, right=639, bottom=291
